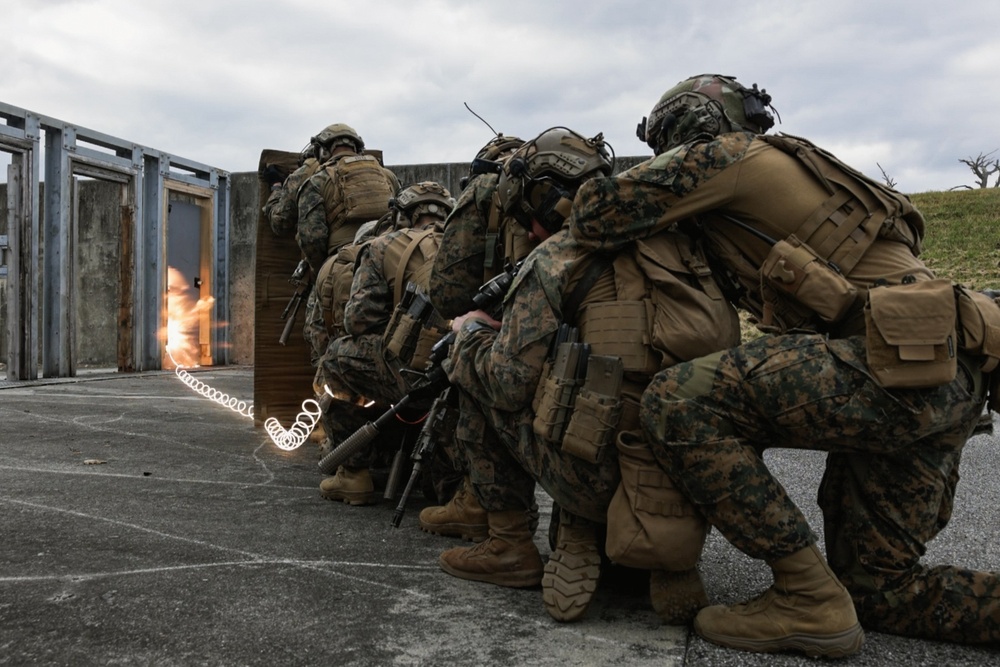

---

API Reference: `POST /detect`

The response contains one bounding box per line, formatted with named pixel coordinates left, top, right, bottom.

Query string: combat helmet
left=312, top=123, right=365, bottom=153
left=497, top=127, right=614, bottom=235
left=638, top=74, right=776, bottom=155
left=459, top=134, right=525, bottom=190
left=389, top=181, right=455, bottom=230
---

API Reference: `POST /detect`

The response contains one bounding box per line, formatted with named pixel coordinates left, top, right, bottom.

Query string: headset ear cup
left=508, top=157, right=528, bottom=177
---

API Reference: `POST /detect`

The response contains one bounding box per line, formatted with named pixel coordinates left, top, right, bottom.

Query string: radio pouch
left=865, top=278, right=957, bottom=388
left=604, top=430, right=709, bottom=571
left=760, top=235, right=859, bottom=324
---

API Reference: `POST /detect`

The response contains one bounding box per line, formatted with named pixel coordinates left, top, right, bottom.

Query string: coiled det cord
left=166, top=347, right=319, bottom=451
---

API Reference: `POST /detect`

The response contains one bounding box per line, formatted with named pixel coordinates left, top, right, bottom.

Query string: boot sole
left=321, top=490, right=377, bottom=506
left=694, top=619, right=865, bottom=659
left=418, top=522, right=488, bottom=542
left=438, top=557, right=542, bottom=588
left=541, top=546, right=601, bottom=622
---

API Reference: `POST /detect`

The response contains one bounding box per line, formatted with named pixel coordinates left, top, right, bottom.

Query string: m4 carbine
left=279, top=259, right=311, bottom=345
left=316, top=259, right=524, bottom=481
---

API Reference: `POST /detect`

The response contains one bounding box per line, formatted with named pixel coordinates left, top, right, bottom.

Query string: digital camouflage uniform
left=570, top=131, right=1000, bottom=643
left=640, top=335, right=993, bottom=643
left=304, top=221, right=383, bottom=455
left=428, top=172, right=535, bottom=319
left=322, top=221, right=444, bottom=406
left=444, top=228, right=740, bottom=523
left=263, top=157, right=320, bottom=237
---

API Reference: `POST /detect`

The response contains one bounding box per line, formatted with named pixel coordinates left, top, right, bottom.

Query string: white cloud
left=2, top=0, right=999, bottom=192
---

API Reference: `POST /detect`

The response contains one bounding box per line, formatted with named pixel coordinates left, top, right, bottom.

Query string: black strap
left=562, top=254, right=615, bottom=327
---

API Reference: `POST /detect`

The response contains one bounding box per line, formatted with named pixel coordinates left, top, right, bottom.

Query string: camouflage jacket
left=428, top=173, right=500, bottom=318
left=428, top=173, right=537, bottom=319
left=263, top=157, right=320, bottom=238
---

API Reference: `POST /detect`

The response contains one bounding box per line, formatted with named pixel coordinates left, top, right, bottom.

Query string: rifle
left=316, top=258, right=524, bottom=478
left=279, top=259, right=311, bottom=345
left=391, top=387, right=456, bottom=527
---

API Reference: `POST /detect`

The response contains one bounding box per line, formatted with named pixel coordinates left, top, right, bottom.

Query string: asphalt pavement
left=1, top=367, right=998, bottom=666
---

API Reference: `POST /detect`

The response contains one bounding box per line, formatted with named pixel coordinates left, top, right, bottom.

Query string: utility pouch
left=532, top=341, right=588, bottom=444
left=865, top=278, right=957, bottom=388
left=604, top=430, right=708, bottom=571
left=760, top=235, right=859, bottom=323
left=956, top=288, right=1000, bottom=373
left=561, top=356, right=624, bottom=463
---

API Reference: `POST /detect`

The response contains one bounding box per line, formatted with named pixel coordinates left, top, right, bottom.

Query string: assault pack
left=320, top=154, right=395, bottom=254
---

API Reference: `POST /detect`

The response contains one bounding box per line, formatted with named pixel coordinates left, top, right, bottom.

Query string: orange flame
left=164, top=266, right=214, bottom=369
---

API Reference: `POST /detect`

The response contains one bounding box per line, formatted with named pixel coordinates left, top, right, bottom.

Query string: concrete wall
left=2, top=156, right=648, bottom=369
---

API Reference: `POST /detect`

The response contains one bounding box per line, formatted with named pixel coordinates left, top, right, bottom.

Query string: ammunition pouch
left=760, top=235, right=859, bottom=324
left=383, top=286, right=449, bottom=375
left=865, top=278, right=957, bottom=388
left=604, top=430, right=708, bottom=571
left=532, top=360, right=581, bottom=445
left=561, top=388, right=623, bottom=464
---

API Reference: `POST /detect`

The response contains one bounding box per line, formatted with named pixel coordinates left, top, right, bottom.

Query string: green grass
left=910, top=188, right=1000, bottom=290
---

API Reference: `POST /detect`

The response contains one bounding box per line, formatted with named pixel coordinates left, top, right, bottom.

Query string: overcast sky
left=3, top=0, right=999, bottom=193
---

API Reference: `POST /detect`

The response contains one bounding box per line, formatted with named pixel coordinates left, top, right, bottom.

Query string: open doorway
left=163, top=186, right=215, bottom=370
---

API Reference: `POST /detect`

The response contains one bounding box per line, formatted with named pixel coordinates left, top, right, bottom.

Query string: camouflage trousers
left=302, top=288, right=329, bottom=369
left=321, top=334, right=407, bottom=407
left=641, top=333, right=998, bottom=643
left=455, top=388, right=621, bottom=523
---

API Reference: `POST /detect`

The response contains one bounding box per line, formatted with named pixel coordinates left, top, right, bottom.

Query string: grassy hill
left=911, top=187, right=1000, bottom=289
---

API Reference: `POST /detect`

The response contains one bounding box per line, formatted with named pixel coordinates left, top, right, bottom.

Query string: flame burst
left=164, top=266, right=214, bottom=369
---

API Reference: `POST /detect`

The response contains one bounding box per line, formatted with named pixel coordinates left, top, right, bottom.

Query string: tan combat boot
left=542, top=510, right=602, bottom=622
left=649, top=568, right=709, bottom=625
left=694, top=544, right=864, bottom=658
left=319, top=465, right=376, bottom=506
left=418, top=480, right=488, bottom=542
left=438, top=509, right=543, bottom=587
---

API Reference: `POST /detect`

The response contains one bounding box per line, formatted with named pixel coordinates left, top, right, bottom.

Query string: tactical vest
left=533, top=231, right=740, bottom=456
left=320, top=154, right=394, bottom=255
left=314, top=240, right=372, bottom=341
left=380, top=226, right=451, bottom=378
left=706, top=133, right=927, bottom=334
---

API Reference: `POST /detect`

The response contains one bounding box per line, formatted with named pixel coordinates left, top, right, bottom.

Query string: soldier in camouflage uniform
left=261, top=135, right=323, bottom=238
left=570, top=73, right=1000, bottom=656
left=418, top=134, right=530, bottom=546
left=318, top=182, right=455, bottom=504
left=427, top=133, right=525, bottom=319
left=431, top=127, right=741, bottom=624
left=303, top=217, right=386, bottom=458
left=295, top=124, right=399, bottom=274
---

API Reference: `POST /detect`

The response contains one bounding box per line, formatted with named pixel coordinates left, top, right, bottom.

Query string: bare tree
left=958, top=150, right=1000, bottom=188
left=876, top=162, right=896, bottom=189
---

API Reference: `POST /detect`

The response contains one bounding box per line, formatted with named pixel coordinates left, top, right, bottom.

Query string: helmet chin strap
left=535, top=182, right=575, bottom=235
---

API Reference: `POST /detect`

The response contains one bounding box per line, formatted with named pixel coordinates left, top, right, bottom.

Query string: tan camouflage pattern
left=641, top=333, right=998, bottom=643
left=262, top=157, right=320, bottom=237
left=296, top=154, right=398, bottom=272
left=568, top=132, right=932, bottom=336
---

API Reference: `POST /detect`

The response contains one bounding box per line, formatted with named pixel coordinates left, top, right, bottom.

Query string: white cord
left=165, top=348, right=323, bottom=451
